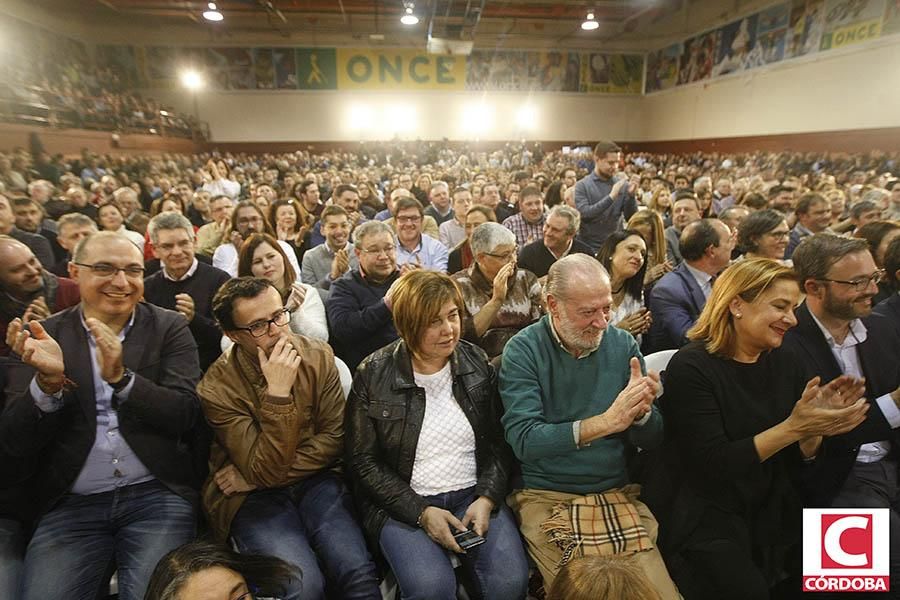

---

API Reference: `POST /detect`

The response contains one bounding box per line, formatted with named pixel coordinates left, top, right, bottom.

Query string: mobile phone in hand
left=453, top=529, right=486, bottom=550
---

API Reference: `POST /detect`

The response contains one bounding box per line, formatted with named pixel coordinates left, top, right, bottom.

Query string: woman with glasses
left=345, top=270, right=529, bottom=600
left=237, top=233, right=328, bottom=342
left=736, top=209, right=792, bottom=265
left=448, top=204, right=496, bottom=275
left=144, top=540, right=299, bottom=600
left=452, top=222, right=542, bottom=359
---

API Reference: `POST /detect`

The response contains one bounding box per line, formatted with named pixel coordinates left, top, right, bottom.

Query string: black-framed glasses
left=234, top=308, right=291, bottom=337
left=72, top=262, right=145, bottom=278
left=485, top=250, right=516, bottom=261
left=820, top=270, right=884, bottom=292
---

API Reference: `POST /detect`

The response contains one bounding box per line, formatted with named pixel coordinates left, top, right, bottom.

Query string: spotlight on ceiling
left=203, top=2, right=224, bottom=21
left=180, top=70, right=205, bottom=90
left=400, top=5, right=419, bottom=25
left=581, top=11, right=599, bottom=31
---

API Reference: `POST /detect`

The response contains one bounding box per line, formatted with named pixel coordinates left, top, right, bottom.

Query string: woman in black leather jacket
left=345, top=270, right=528, bottom=600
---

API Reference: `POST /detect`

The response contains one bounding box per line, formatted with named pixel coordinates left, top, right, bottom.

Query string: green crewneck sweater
left=500, top=315, right=663, bottom=494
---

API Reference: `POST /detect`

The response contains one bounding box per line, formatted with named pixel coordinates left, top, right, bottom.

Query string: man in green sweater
left=500, top=254, right=679, bottom=599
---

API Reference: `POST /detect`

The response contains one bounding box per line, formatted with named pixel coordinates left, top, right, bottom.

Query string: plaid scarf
left=540, top=484, right=653, bottom=567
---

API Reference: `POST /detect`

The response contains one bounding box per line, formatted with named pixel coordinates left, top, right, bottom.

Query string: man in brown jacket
left=200, top=277, right=380, bottom=600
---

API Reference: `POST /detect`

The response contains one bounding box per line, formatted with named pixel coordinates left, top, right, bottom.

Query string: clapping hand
left=285, top=283, right=307, bottom=312
left=22, top=297, right=50, bottom=323
left=174, top=293, right=195, bottom=322
left=790, top=376, right=869, bottom=438
left=6, top=318, right=65, bottom=379
left=85, top=318, right=124, bottom=383
left=602, top=357, right=659, bottom=433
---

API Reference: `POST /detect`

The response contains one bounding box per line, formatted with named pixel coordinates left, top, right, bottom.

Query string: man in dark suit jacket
left=872, top=236, right=900, bottom=336
left=1, top=231, right=205, bottom=600
left=784, top=234, right=900, bottom=589
left=646, top=219, right=734, bottom=352
left=517, top=204, right=593, bottom=280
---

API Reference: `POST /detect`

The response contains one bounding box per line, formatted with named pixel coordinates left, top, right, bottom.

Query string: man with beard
left=784, top=234, right=900, bottom=591
left=391, top=197, right=448, bottom=273
left=0, top=194, right=54, bottom=269
left=499, top=254, right=679, bottom=598
left=0, top=236, right=80, bottom=356
left=301, top=205, right=359, bottom=302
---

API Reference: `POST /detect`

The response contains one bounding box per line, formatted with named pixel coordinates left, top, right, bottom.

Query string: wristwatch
left=110, top=368, right=134, bottom=394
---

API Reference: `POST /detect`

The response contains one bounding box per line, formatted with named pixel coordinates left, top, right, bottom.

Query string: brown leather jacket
left=197, top=334, right=345, bottom=541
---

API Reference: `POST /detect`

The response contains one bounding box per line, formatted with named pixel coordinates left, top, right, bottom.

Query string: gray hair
left=470, top=222, right=516, bottom=256
left=148, top=212, right=195, bottom=246
left=353, top=220, right=396, bottom=246
left=57, top=213, right=98, bottom=233
left=430, top=180, right=449, bottom=194
left=544, top=254, right=609, bottom=303
left=113, top=186, right=137, bottom=203
left=548, top=204, right=581, bottom=235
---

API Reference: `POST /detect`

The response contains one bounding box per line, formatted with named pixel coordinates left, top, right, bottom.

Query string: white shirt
left=212, top=240, right=302, bottom=279
left=684, top=262, right=715, bottom=299
left=809, top=311, right=900, bottom=463
left=162, top=258, right=199, bottom=282
left=410, top=363, right=477, bottom=496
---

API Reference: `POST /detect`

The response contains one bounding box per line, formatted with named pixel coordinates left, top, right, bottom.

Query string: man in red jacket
left=0, top=235, right=80, bottom=355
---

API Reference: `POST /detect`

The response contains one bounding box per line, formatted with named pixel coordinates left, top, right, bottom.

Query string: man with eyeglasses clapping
left=2, top=230, right=205, bottom=600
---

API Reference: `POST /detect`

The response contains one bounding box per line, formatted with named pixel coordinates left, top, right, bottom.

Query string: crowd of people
left=0, top=139, right=899, bottom=600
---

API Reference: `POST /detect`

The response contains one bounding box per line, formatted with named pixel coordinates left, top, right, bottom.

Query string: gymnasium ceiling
left=22, top=0, right=774, bottom=51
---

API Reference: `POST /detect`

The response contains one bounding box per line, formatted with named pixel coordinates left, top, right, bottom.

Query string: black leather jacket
left=344, top=338, right=512, bottom=544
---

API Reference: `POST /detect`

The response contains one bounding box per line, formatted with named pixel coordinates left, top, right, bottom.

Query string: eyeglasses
left=360, top=246, right=396, bottom=256
left=767, top=230, right=791, bottom=239
left=234, top=308, right=291, bottom=337
left=820, top=270, right=884, bottom=292
left=484, top=251, right=516, bottom=261
left=73, top=262, right=145, bottom=278
left=396, top=215, right=422, bottom=224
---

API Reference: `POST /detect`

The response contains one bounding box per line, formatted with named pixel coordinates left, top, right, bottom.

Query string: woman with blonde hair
left=647, top=187, right=673, bottom=227
left=546, top=555, right=661, bottom=600
left=627, top=211, right=673, bottom=285
left=660, top=258, right=869, bottom=599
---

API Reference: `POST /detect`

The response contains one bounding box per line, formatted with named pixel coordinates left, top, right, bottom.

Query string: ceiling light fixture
left=203, top=2, right=224, bottom=21
left=581, top=11, right=599, bottom=31
left=400, top=5, right=419, bottom=26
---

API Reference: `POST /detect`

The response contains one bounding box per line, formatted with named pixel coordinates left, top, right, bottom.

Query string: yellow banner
left=821, top=19, right=882, bottom=50
left=336, top=48, right=465, bottom=90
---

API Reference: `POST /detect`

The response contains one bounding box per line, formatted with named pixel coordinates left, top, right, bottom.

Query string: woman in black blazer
left=660, top=258, right=869, bottom=600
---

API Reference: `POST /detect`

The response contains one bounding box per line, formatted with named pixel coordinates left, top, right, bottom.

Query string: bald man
left=2, top=231, right=205, bottom=600
left=0, top=236, right=80, bottom=356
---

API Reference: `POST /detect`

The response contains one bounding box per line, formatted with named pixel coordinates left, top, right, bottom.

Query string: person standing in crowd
left=662, top=258, right=868, bottom=600
left=143, top=213, right=230, bottom=372
left=301, top=205, right=359, bottom=301
left=518, top=204, right=592, bottom=281
left=784, top=235, right=900, bottom=591
left=573, top=141, right=639, bottom=253
left=344, top=270, right=529, bottom=600
left=647, top=219, right=734, bottom=352
left=2, top=231, right=205, bottom=600
left=327, top=221, right=401, bottom=371
left=500, top=254, right=680, bottom=598
left=200, top=277, right=381, bottom=600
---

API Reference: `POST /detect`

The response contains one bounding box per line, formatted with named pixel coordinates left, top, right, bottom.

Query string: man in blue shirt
left=573, top=141, right=639, bottom=252
left=2, top=231, right=204, bottom=600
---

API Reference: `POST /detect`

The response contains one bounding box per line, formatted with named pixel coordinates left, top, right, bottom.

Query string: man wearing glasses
left=2, top=231, right=204, bottom=600
left=327, top=221, right=402, bottom=372
left=391, top=196, right=448, bottom=273
left=201, top=277, right=380, bottom=600
left=786, top=234, right=900, bottom=591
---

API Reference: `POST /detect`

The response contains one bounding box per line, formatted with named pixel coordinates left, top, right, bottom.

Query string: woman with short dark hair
left=345, top=270, right=529, bottom=600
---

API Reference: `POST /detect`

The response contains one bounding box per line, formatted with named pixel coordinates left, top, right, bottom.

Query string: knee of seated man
left=399, top=563, right=457, bottom=598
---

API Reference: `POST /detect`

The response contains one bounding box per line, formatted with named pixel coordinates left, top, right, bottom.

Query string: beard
left=824, top=289, right=874, bottom=321
left=554, top=307, right=604, bottom=354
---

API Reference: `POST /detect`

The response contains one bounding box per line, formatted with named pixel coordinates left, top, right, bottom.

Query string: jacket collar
left=390, top=339, right=477, bottom=390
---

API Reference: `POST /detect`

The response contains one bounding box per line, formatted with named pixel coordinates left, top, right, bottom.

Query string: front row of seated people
left=1, top=229, right=899, bottom=599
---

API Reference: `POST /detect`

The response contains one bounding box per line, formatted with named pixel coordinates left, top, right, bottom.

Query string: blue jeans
left=21, top=479, right=196, bottom=600
left=0, top=518, right=26, bottom=599
left=230, top=471, right=380, bottom=600
left=379, top=486, right=529, bottom=600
